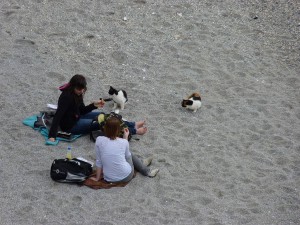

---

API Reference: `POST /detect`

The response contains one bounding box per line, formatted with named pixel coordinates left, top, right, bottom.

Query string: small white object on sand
left=47, top=103, right=57, bottom=110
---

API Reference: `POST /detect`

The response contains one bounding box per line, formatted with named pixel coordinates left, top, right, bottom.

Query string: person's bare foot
left=135, top=120, right=146, bottom=129
left=136, top=127, right=147, bottom=135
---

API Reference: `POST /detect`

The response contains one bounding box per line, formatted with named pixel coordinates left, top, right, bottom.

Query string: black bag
left=90, top=128, right=105, bottom=142
left=50, top=158, right=93, bottom=183
left=35, top=111, right=72, bottom=140
left=34, top=111, right=56, bottom=130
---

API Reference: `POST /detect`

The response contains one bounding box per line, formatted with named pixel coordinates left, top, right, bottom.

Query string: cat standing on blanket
left=108, top=86, right=128, bottom=112
left=181, top=92, right=202, bottom=112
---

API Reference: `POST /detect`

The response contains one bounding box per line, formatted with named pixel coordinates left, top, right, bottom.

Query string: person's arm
left=124, top=139, right=131, bottom=161
left=91, top=167, right=103, bottom=181
left=91, top=139, right=104, bottom=181
left=48, top=93, right=71, bottom=140
left=79, top=102, right=96, bottom=115
left=123, top=128, right=129, bottom=140
left=123, top=129, right=131, bottom=160
left=79, top=99, right=105, bottom=115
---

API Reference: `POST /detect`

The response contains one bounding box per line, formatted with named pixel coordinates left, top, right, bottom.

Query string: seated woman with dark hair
left=91, top=116, right=159, bottom=183
left=48, top=74, right=147, bottom=143
left=48, top=74, right=105, bottom=142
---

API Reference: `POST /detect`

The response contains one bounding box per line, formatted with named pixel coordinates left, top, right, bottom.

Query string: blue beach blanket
left=23, top=113, right=82, bottom=146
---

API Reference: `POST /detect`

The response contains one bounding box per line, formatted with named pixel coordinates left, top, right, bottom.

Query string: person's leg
left=80, top=111, right=102, bottom=120
left=121, top=154, right=159, bottom=178
left=131, top=154, right=150, bottom=176
left=69, top=118, right=99, bottom=134
left=124, top=121, right=136, bottom=135
left=124, top=121, right=147, bottom=135
left=136, top=127, right=147, bottom=135
left=135, top=120, right=146, bottom=129
left=132, top=154, right=159, bottom=177
left=69, top=112, right=103, bottom=134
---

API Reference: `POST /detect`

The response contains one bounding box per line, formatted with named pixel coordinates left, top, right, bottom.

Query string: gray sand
left=1, top=0, right=299, bottom=224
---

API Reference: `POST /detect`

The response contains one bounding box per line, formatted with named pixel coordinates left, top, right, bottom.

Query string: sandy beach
left=0, top=0, right=299, bottom=224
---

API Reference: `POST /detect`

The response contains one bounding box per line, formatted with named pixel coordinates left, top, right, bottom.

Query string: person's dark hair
left=69, top=74, right=87, bottom=92
left=66, top=74, right=87, bottom=105
left=104, top=117, right=121, bottom=140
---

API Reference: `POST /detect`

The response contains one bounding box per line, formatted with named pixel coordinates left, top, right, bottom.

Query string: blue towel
left=23, top=114, right=82, bottom=146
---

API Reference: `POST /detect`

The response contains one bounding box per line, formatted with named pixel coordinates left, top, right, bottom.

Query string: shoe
left=148, top=168, right=159, bottom=177
left=143, top=156, right=153, bottom=166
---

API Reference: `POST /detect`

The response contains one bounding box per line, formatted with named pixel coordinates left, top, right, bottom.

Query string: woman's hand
left=48, top=137, right=56, bottom=142
left=123, top=128, right=129, bottom=140
left=90, top=177, right=99, bottom=182
left=91, top=167, right=103, bottom=181
left=46, top=137, right=59, bottom=145
left=94, top=99, right=105, bottom=108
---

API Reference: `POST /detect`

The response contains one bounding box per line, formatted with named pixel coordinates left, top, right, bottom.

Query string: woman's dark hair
left=69, top=74, right=87, bottom=92
left=66, top=74, right=87, bottom=105
left=104, top=117, right=121, bottom=140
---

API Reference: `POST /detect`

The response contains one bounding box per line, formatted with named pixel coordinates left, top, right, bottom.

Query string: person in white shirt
left=92, top=116, right=159, bottom=183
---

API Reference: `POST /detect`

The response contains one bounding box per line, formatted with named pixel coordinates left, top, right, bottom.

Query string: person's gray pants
left=119, top=154, right=150, bottom=182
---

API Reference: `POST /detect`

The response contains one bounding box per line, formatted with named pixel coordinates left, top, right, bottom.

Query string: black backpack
left=50, top=158, right=93, bottom=183
left=34, top=111, right=72, bottom=139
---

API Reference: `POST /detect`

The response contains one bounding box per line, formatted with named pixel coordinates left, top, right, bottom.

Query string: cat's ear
left=108, top=86, right=113, bottom=95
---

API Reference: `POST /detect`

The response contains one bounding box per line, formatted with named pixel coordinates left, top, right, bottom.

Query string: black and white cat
left=181, top=92, right=202, bottom=112
left=108, top=86, right=128, bottom=112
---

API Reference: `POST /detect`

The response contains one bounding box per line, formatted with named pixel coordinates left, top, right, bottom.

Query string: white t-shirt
left=95, top=136, right=132, bottom=182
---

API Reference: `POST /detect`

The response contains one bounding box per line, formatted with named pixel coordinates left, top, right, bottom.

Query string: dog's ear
left=181, top=100, right=187, bottom=107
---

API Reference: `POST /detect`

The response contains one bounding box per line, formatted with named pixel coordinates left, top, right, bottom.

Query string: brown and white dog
left=181, top=92, right=202, bottom=112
